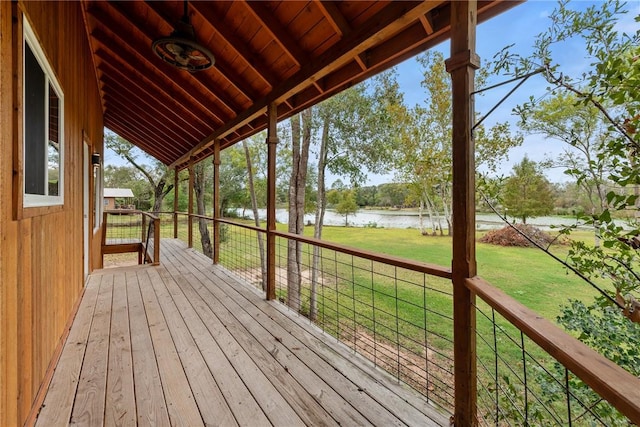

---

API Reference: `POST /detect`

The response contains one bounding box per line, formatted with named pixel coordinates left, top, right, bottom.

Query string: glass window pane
left=48, top=85, right=60, bottom=196
left=24, top=42, right=46, bottom=195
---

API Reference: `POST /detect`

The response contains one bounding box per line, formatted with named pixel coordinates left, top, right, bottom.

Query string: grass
left=319, top=225, right=598, bottom=320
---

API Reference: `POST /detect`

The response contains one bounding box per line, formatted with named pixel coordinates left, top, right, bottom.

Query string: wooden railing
left=101, top=210, right=160, bottom=265
left=168, top=211, right=640, bottom=424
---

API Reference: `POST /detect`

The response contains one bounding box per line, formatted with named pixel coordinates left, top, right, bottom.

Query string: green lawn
left=319, top=225, right=597, bottom=320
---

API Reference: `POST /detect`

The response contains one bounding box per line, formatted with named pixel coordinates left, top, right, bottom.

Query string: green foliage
left=492, top=2, right=639, bottom=421
left=334, top=190, right=358, bottom=226
left=502, top=156, right=555, bottom=223
left=530, top=300, right=639, bottom=425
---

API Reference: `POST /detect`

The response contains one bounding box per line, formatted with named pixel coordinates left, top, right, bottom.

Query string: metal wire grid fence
left=474, top=300, right=625, bottom=426
left=104, top=211, right=143, bottom=244
left=155, top=212, right=179, bottom=239
left=218, top=222, right=267, bottom=292
left=272, top=235, right=456, bottom=411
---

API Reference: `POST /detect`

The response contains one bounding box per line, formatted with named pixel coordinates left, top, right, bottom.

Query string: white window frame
left=23, top=17, right=65, bottom=208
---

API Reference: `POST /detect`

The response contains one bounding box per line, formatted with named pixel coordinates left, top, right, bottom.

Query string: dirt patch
left=103, top=253, right=139, bottom=268
left=339, top=326, right=454, bottom=411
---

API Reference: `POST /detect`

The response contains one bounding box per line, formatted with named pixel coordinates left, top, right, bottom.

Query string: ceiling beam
left=103, top=94, right=193, bottom=151
left=87, top=17, right=226, bottom=127
left=93, top=2, right=240, bottom=117
left=187, top=1, right=279, bottom=89
left=98, top=65, right=208, bottom=141
left=242, top=0, right=308, bottom=68
left=140, top=0, right=259, bottom=106
left=171, top=0, right=445, bottom=168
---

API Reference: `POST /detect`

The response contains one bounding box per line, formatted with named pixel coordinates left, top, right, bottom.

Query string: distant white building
left=103, top=188, right=135, bottom=210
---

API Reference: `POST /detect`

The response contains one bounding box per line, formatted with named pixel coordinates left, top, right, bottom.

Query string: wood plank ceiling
left=82, top=0, right=517, bottom=170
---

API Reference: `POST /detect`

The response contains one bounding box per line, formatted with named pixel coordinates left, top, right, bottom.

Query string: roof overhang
left=82, top=0, right=521, bottom=170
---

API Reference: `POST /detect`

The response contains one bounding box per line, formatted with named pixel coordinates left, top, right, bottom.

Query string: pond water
left=233, top=208, right=609, bottom=231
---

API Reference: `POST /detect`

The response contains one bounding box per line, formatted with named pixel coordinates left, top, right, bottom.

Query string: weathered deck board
left=35, top=239, right=448, bottom=426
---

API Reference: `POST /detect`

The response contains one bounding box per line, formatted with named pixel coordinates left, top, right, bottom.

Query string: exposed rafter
left=80, top=0, right=519, bottom=169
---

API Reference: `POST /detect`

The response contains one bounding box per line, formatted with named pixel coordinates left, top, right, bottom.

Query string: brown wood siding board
left=6, top=1, right=103, bottom=424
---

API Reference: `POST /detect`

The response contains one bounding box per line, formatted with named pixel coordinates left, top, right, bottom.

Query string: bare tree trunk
left=194, top=162, right=212, bottom=258
left=418, top=199, right=426, bottom=235
left=310, top=116, right=329, bottom=321
left=243, top=140, right=267, bottom=291
left=287, top=109, right=312, bottom=313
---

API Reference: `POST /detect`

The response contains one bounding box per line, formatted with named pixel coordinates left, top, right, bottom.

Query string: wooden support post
left=188, top=160, right=194, bottom=248
left=446, top=1, right=479, bottom=425
left=153, top=216, right=160, bottom=265
left=266, top=103, right=278, bottom=300
left=140, top=212, right=146, bottom=264
left=173, top=167, right=179, bottom=238
left=213, top=140, right=221, bottom=264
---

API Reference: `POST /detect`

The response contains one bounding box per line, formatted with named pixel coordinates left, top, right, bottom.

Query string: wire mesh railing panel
left=474, top=299, right=626, bottom=426
left=155, top=212, right=177, bottom=239
left=104, top=211, right=142, bottom=244
left=174, top=213, right=189, bottom=244
left=189, top=216, right=215, bottom=259
left=272, top=235, right=455, bottom=411
left=218, top=221, right=267, bottom=293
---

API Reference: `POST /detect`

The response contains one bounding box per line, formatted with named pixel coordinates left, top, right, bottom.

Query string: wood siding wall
left=0, top=2, right=104, bottom=425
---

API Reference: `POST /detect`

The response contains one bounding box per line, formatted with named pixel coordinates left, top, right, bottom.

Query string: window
left=23, top=18, right=64, bottom=207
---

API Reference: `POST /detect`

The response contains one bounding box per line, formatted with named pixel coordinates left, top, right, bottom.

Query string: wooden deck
left=35, top=239, right=448, bottom=426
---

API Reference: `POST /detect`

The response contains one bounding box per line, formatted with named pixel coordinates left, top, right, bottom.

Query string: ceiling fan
left=151, top=0, right=214, bottom=72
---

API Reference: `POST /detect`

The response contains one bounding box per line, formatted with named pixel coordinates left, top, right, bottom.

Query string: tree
left=334, top=190, right=358, bottom=226
left=218, top=146, right=248, bottom=215
left=287, top=109, right=313, bottom=313
left=243, top=135, right=267, bottom=290
left=193, top=160, right=212, bottom=258
left=395, top=51, right=522, bottom=235
left=502, top=156, right=554, bottom=224
left=519, top=92, right=613, bottom=215
left=492, top=2, right=639, bottom=421
left=105, top=131, right=174, bottom=213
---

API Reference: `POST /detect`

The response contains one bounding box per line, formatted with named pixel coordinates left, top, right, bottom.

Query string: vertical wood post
left=266, top=103, right=278, bottom=300
left=188, top=159, right=194, bottom=248
left=446, top=1, right=479, bottom=425
left=173, top=167, right=179, bottom=238
left=213, top=140, right=221, bottom=264
left=153, top=215, right=160, bottom=265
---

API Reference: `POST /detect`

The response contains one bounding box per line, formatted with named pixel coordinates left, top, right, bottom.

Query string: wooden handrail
left=466, top=276, right=640, bottom=424
left=205, top=216, right=452, bottom=279
left=272, top=230, right=452, bottom=279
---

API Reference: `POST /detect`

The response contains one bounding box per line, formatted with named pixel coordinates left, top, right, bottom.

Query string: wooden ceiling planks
left=81, top=0, right=518, bottom=170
